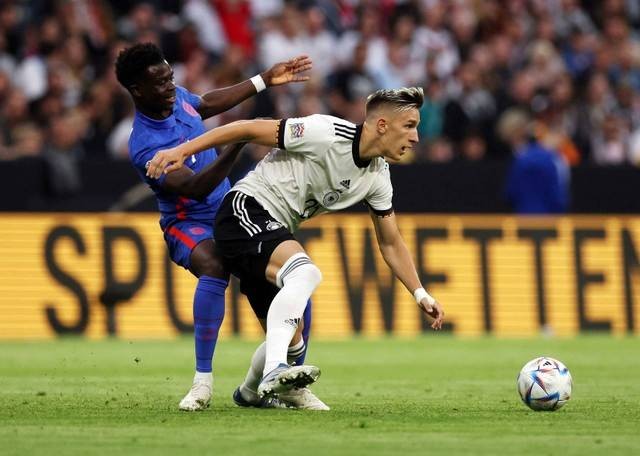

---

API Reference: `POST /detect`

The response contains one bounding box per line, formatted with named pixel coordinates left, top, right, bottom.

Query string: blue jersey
left=505, top=141, right=570, bottom=214
left=128, top=86, right=231, bottom=231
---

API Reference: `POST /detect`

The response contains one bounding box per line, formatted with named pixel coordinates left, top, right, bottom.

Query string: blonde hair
left=365, top=87, right=424, bottom=115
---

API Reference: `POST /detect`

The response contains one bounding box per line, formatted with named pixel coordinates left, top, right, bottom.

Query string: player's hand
left=262, top=55, right=312, bottom=86
left=145, top=147, right=186, bottom=178
left=418, top=298, right=444, bottom=330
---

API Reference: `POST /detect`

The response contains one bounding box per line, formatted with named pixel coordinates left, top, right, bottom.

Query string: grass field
left=0, top=336, right=639, bottom=456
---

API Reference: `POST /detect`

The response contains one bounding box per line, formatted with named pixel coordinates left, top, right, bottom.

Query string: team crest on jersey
left=323, top=191, right=340, bottom=207
left=182, top=100, right=199, bottom=117
left=289, top=122, right=305, bottom=138
left=266, top=220, right=283, bottom=231
left=189, top=227, right=206, bottom=235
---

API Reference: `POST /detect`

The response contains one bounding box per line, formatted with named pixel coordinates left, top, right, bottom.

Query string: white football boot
left=232, top=387, right=288, bottom=409
left=179, top=374, right=212, bottom=411
left=278, top=387, right=330, bottom=411
left=257, top=363, right=321, bottom=398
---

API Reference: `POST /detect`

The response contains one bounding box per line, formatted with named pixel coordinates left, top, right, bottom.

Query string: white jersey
left=233, top=114, right=394, bottom=232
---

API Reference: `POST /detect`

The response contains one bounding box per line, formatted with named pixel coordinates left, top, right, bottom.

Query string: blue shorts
left=164, top=221, right=213, bottom=270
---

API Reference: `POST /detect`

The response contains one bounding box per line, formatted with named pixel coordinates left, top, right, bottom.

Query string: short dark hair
left=115, top=43, right=165, bottom=90
left=365, top=87, right=424, bottom=115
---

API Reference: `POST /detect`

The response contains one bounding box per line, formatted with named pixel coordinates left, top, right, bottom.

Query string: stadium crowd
left=1, top=0, right=640, bottom=197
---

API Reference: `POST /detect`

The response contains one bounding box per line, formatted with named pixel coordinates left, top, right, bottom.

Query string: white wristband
left=414, top=287, right=436, bottom=306
left=250, top=74, right=266, bottom=93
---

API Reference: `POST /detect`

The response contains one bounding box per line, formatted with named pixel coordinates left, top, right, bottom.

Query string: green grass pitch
left=0, top=336, right=638, bottom=456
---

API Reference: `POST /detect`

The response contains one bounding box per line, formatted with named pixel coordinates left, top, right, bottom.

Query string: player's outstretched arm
left=197, top=56, right=312, bottom=120
left=160, top=142, right=247, bottom=200
left=146, top=119, right=279, bottom=178
left=369, top=210, right=444, bottom=330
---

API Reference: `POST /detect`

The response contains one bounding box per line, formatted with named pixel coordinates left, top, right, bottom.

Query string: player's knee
left=301, top=262, right=322, bottom=288
left=277, top=253, right=322, bottom=289
left=191, top=253, right=226, bottom=279
left=284, top=262, right=322, bottom=292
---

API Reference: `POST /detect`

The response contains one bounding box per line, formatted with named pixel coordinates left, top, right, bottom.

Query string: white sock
left=287, top=339, right=306, bottom=365
left=194, top=371, right=212, bottom=383
left=240, top=342, right=266, bottom=401
left=263, top=254, right=322, bottom=375
left=239, top=339, right=307, bottom=401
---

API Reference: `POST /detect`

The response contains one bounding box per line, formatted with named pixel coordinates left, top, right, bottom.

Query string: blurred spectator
left=0, top=33, right=16, bottom=77
left=591, top=112, right=631, bottom=165
left=0, top=89, right=30, bottom=148
left=501, top=109, right=570, bottom=214
left=336, top=6, right=387, bottom=71
left=107, top=108, right=134, bottom=160
left=258, top=4, right=307, bottom=68
left=442, top=61, right=497, bottom=151
left=0, top=122, right=44, bottom=160
left=533, top=76, right=581, bottom=166
left=425, top=137, right=454, bottom=163
left=414, top=1, right=459, bottom=79
left=301, top=5, right=337, bottom=79
left=417, top=76, right=445, bottom=145
left=182, top=0, right=227, bottom=58
left=117, top=2, right=158, bottom=42
left=214, top=0, right=255, bottom=58
left=1, top=0, right=640, bottom=189
left=575, top=71, right=618, bottom=160
left=461, top=131, right=488, bottom=162
left=327, top=41, right=376, bottom=122
left=43, top=113, right=85, bottom=196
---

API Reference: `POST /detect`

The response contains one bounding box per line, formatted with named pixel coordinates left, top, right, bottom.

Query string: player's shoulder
left=128, top=123, right=166, bottom=162
left=291, top=114, right=355, bottom=131
left=301, top=114, right=358, bottom=143
left=305, top=114, right=356, bottom=131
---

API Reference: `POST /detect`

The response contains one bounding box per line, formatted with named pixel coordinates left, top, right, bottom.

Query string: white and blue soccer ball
left=517, top=356, right=572, bottom=411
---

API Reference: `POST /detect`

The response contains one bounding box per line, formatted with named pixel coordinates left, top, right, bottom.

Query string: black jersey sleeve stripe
left=277, top=118, right=288, bottom=149
left=334, top=125, right=356, bottom=135
left=365, top=201, right=394, bottom=217
left=335, top=131, right=355, bottom=141
left=333, top=122, right=356, bottom=131
left=334, top=127, right=355, bottom=137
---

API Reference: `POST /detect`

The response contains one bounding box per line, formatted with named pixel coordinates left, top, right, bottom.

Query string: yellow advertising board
left=1, top=213, right=639, bottom=339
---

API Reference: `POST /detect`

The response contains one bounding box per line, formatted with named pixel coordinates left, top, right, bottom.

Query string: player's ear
left=129, top=83, right=141, bottom=97
left=376, top=117, right=387, bottom=134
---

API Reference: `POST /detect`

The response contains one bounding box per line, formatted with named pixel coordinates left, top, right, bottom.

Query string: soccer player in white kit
left=147, top=87, right=445, bottom=405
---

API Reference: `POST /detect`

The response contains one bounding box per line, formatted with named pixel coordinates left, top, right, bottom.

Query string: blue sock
left=193, top=276, right=227, bottom=373
left=294, top=299, right=312, bottom=366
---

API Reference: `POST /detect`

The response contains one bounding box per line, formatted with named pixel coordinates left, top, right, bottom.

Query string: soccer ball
left=517, top=356, right=572, bottom=411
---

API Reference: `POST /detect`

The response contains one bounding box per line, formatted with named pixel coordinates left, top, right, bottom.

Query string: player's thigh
left=265, top=239, right=308, bottom=283
left=189, top=239, right=228, bottom=279
left=165, top=221, right=219, bottom=276
left=241, top=278, right=279, bottom=322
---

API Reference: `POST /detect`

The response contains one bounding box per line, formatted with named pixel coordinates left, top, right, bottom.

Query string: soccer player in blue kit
left=115, top=43, right=324, bottom=411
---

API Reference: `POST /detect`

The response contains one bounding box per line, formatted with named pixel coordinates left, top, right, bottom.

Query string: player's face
left=383, top=108, right=420, bottom=163
left=134, top=61, right=176, bottom=116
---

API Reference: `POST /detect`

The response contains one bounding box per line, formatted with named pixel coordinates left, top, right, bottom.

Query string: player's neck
left=135, top=103, right=172, bottom=121
left=358, top=122, right=384, bottom=160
